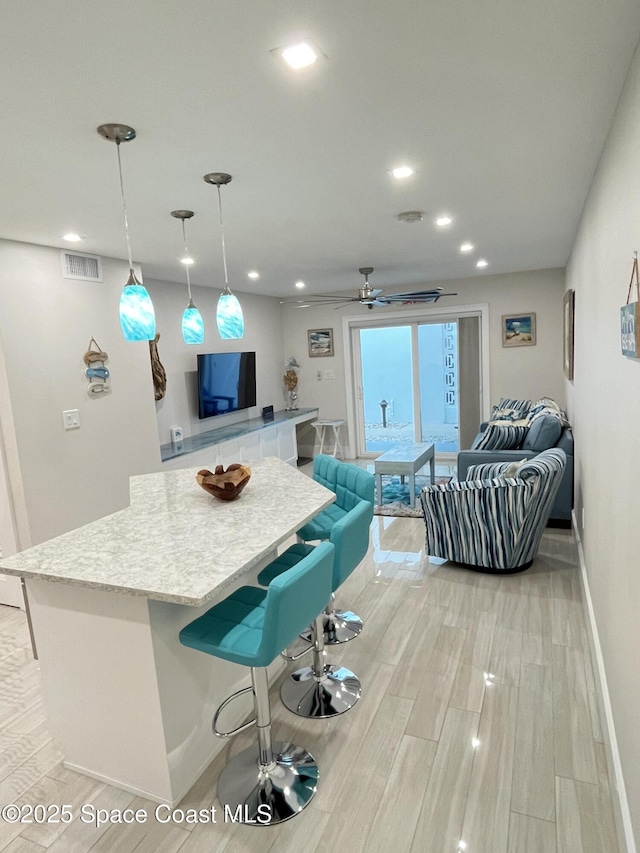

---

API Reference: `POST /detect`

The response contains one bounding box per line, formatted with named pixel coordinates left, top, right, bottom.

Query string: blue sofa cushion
left=522, top=414, right=562, bottom=452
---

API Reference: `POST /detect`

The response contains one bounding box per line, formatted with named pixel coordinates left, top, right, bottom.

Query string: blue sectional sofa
left=457, top=417, right=574, bottom=526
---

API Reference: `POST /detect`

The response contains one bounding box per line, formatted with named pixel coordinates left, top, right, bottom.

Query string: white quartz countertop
left=0, top=458, right=335, bottom=606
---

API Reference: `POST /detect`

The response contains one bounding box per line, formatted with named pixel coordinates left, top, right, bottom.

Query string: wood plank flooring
left=0, top=517, right=621, bottom=852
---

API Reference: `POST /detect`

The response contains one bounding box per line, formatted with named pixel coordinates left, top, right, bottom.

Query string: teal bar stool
left=297, top=456, right=374, bottom=644
left=179, top=541, right=334, bottom=825
left=258, top=498, right=372, bottom=718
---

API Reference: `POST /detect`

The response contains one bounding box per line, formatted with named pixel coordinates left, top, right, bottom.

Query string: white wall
left=281, top=267, right=565, bottom=453
left=0, top=240, right=290, bottom=545
left=0, top=240, right=160, bottom=545
left=565, top=38, right=640, bottom=847
left=148, top=278, right=285, bottom=445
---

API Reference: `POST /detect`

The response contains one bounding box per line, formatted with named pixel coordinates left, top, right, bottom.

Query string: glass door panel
left=359, top=326, right=414, bottom=453
left=417, top=322, right=459, bottom=452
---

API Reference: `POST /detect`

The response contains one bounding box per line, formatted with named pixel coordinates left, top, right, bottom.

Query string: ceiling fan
left=281, top=267, right=457, bottom=309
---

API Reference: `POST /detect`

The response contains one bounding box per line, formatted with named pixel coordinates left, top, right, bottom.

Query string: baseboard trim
left=572, top=509, right=636, bottom=853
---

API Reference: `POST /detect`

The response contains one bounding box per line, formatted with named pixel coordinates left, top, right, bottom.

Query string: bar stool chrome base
left=217, top=740, right=318, bottom=826
left=281, top=664, right=361, bottom=718
left=323, top=609, right=363, bottom=644
left=299, top=608, right=364, bottom=647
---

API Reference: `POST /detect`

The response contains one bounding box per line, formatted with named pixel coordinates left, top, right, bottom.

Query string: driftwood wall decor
left=149, top=332, right=167, bottom=400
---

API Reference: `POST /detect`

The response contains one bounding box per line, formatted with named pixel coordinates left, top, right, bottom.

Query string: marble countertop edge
left=5, top=458, right=336, bottom=605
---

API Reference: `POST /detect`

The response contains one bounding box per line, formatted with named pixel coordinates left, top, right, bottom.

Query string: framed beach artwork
left=502, top=313, right=536, bottom=347
left=308, top=328, right=334, bottom=357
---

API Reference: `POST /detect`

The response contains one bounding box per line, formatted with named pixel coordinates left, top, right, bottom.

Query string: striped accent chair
left=420, top=448, right=567, bottom=572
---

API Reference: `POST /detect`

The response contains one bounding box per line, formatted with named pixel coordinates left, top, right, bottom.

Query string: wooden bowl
left=196, top=464, right=252, bottom=502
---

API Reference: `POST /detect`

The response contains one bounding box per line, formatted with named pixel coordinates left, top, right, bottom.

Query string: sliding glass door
left=356, top=320, right=461, bottom=455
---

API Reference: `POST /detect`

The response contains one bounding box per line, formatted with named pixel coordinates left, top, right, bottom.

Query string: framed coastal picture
left=564, top=289, right=575, bottom=378
left=308, top=328, right=334, bottom=357
left=502, top=313, right=536, bottom=347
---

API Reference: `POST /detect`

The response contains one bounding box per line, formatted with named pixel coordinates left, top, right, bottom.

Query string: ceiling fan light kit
left=98, top=123, right=157, bottom=342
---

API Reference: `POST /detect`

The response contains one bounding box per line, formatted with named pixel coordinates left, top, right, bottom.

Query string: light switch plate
left=63, top=409, right=80, bottom=430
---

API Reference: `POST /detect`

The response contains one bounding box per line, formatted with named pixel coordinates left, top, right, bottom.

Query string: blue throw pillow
left=522, top=414, right=562, bottom=452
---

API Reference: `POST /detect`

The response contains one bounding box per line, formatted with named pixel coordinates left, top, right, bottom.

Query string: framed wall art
left=308, top=328, right=334, bottom=357
left=563, top=289, right=575, bottom=378
left=502, top=313, right=536, bottom=347
left=621, top=252, right=640, bottom=359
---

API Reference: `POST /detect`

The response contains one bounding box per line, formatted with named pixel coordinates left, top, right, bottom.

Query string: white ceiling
left=1, top=1, right=639, bottom=298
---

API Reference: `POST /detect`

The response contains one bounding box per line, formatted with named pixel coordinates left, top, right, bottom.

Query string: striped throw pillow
left=473, top=423, right=528, bottom=451
left=492, top=397, right=532, bottom=419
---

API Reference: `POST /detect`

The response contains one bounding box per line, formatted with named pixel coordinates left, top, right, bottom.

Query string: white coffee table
left=374, top=442, right=436, bottom=508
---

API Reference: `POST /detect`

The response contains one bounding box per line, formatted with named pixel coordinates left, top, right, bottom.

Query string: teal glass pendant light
left=203, top=172, right=244, bottom=339
left=97, top=124, right=156, bottom=342
left=171, top=210, right=204, bottom=344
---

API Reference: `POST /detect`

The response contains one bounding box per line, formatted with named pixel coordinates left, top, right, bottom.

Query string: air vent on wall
left=61, top=251, right=103, bottom=282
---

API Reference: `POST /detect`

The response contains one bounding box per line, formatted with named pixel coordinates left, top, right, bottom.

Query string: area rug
left=374, top=475, right=452, bottom=518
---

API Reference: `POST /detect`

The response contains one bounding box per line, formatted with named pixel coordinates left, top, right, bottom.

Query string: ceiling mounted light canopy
left=171, top=210, right=204, bottom=345
left=203, top=172, right=244, bottom=340
left=97, top=123, right=156, bottom=342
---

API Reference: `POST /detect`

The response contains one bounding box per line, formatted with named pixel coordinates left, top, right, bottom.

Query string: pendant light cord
left=216, top=185, right=230, bottom=291
left=115, top=141, right=135, bottom=273
left=181, top=219, right=193, bottom=301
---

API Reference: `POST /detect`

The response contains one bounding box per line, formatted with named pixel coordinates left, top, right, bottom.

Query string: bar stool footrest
left=213, top=686, right=256, bottom=738
left=280, top=664, right=361, bottom=718
left=217, top=740, right=318, bottom=825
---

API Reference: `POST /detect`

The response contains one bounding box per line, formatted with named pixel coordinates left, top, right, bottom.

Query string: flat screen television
left=197, top=352, right=257, bottom=419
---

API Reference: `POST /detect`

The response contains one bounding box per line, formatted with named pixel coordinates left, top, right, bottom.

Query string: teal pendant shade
left=216, top=288, right=244, bottom=339
left=119, top=272, right=156, bottom=341
left=182, top=300, right=205, bottom=344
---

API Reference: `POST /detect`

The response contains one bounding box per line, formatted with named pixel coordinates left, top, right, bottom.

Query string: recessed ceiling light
left=460, top=242, right=474, bottom=253
left=180, top=256, right=195, bottom=266
left=476, top=259, right=488, bottom=268
left=247, top=271, right=260, bottom=280
left=295, top=281, right=306, bottom=289
left=63, top=233, right=83, bottom=242
left=436, top=215, right=452, bottom=227
left=391, top=166, right=414, bottom=179
left=281, top=42, right=318, bottom=69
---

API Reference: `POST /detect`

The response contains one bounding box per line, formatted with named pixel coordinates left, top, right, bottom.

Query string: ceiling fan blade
left=380, top=289, right=443, bottom=299
left=280, top=296, right=356, bottom=305
left=378, top=290, right=457, bottom=304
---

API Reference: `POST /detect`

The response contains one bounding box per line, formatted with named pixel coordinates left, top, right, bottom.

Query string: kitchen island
left=0, top=457, right=334, bottom=804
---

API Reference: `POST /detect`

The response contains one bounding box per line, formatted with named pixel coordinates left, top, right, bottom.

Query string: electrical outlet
left=62, top=409, right=80, bottom=430
left=317, top=370, right=322, bottom=381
